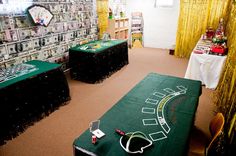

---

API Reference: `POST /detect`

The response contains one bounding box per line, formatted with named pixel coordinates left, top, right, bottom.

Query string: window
left=155, top=0, right=174, bottom=7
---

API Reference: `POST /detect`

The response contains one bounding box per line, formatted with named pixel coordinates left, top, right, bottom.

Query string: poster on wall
left=27, top=5, right=53, bottom=27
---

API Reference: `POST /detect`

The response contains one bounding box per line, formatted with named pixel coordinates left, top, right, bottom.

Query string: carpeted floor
left=0, top=47, right=215, bottom=156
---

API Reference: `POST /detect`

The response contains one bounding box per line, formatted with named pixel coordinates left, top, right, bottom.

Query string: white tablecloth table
left=185, top=52, right=226, bottom=89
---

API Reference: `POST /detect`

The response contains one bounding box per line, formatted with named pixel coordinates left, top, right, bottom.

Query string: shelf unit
left=130, top=12, right=143, bottom=48
left=107, top=17, right=129, bottom=40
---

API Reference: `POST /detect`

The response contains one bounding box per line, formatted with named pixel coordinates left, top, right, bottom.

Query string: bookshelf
left=107, top=17, right=129, bottom=40
left=130, top=12, right=143, bottom=48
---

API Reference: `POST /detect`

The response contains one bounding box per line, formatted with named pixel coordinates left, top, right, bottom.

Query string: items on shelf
left=108, top=0, right=126, bottom=19
left=109, top=8, right=113, bottom=19
left=130, top=12, right=143, bottom=48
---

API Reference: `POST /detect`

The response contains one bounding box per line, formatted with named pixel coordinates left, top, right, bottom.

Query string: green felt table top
left=0, top=60, right=61, bottom=89
left=69, top=40, right=126, bottom=53
left=73, top=73, right=202, bottom=156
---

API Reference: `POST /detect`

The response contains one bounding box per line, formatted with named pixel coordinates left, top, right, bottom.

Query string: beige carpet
left=0, top=48, right=215, bottom=156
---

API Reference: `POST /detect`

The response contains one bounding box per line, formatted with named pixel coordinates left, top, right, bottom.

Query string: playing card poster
left=28, top=5, right=53, bottom=27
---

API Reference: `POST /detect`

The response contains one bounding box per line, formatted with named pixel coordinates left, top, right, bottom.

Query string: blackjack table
left=69, top=40, right=128, bottom=83
left=0, top=60, right=70, bottom=145
left=73, top=73, right=202, bottom=156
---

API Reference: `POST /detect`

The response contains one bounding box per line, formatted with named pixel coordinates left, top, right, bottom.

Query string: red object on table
left=193, top=50, right=204, bottom=54
left=115, top=129, right=125, bottom=136
left=92, top=135, right=97, bottom=144
left=210, top=45, right=226, bottom=54
left=206, top=28, right=215, bottom=39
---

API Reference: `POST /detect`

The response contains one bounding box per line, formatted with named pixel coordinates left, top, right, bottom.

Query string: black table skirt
left=69, top=41, right=128, bottom=83
left=0, top=68, right=70, bottom=145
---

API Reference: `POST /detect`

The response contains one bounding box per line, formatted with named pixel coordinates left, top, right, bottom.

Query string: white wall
left=126, top=0, right=180, bottom=49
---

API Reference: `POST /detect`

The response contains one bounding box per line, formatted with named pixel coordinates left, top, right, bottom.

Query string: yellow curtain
left=207, top=0, right=230, bottom=28
left=176, top=0, right=235, bottom=138
left=97, top=0, right=109, bottom=39
left=214, top=1, right=236, bottom=135
left=175, top=0, right=230, bottom=58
